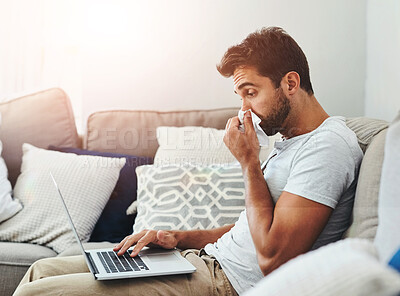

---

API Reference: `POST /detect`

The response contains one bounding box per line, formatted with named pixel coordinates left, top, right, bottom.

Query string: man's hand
left=113, top=225, right=234, bottom=257
left=113, top=229, right=178, bottom=257
left=224, top=111, right=260, bottom=166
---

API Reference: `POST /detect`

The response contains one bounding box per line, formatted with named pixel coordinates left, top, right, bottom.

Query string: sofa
left=0, top=88, right=392, bottom=295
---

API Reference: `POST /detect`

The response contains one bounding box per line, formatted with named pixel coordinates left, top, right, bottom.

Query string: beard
left=258, top=87, right=291, bottom=136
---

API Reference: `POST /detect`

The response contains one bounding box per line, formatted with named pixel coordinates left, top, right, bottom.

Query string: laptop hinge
left=85, top=252, right=99, bottom=276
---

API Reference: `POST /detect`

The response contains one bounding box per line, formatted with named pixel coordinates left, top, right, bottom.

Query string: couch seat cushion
left=0, top=242, right=57, bottom=296
left=0, top=241, right=57, bottom=266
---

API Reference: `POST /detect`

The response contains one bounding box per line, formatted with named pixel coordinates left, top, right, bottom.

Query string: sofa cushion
left=344, top=129, right=387, bottom=240
left=343, top=117, right=389, bottom=240
left=0, top=242, right=57, bottom=296
left=0, top=241, right=57, bottom=266
left=85, top=108, right=238, bottom=158
left=374, top=112, right=400, bottom=263
left=0, top=88, right=80, bottom=186
left=243, top=239, right=400, bottom=296
left=48, top=146, right=153, bottom=243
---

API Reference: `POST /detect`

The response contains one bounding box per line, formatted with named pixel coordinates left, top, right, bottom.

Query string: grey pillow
left=374, top=112, right=400, bottom=263
left=132, top=164, right=245, bottom=232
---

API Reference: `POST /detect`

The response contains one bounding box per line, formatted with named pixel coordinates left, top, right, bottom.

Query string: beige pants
left=13, top=249, right=238, bottom=296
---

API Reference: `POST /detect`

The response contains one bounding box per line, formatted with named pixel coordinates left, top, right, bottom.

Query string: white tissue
left=238, top=109, right=269, bottom=147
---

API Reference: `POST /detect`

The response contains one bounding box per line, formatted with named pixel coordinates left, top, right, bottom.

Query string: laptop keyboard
left=97, top=250, right=149, bottom=273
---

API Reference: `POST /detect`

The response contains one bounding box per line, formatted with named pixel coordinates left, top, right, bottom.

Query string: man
left=14, top=27, right=362, bottom=296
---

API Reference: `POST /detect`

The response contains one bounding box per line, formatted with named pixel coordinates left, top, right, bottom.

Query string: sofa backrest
left=0, top=88, right=80, bottom=186
left=86, top=111, right=389, bottom=241
left=84, top=108, right=238, bottom=157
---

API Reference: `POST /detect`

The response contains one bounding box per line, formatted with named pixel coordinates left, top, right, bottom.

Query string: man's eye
left=246, top=91, right=256, bottom=97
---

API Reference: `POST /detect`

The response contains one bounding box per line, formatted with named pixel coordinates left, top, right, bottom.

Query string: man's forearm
left=174, top=224, right=234, bottom=250
left=242, top=160, right=274, bottom=253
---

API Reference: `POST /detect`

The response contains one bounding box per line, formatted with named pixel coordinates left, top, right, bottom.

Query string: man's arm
left=225, top=113, right=332, bottom=276
left=113, top=224, right=234, bottom=257
left=175, top=224, right=234, bottom=250
left=243, top=160, right=332, bottom=275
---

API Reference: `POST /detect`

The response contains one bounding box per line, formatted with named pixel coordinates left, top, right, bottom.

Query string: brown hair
left=217, top=27, right=314, bottom=95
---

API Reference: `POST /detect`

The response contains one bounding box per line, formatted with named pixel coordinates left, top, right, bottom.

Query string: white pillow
left=0, top=143, right=125, bottom=253
left=154, top=126, right=281, bottom=166
left=131, top=164, right=245, bottom=232
left=374, top=111, right=400, bottom=263
left=244, top=239, right=400, bottom=296
left=0, top=140, right=22, bottom=223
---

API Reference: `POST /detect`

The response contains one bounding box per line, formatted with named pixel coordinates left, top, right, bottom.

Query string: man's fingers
left=117, top=237, right=137, bottom=255
left=114, top=230, right=177, bottom=257
left=113, top=236, right=129, bottom=251
left=130, top=231, right=155, bottom=257
left=243, top=110, right=255, bottom=134
left=225, top=118, right=232, bottom=130
left=229, top=116, right=240, bottom=129
left=225, top=116, right=241, bottom=132
left=116, top=231, right=145, bottom=255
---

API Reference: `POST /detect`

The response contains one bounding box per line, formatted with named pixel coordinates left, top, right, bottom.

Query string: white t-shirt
left=204, top=116, right=363, bottom=294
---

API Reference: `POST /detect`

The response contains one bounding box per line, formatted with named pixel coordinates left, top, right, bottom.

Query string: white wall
left=81, top=0, right=367, bottom=130
left=365, top=0, right=400, bottom=121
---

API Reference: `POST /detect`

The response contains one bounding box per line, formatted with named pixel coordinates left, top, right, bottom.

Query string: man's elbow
left=257, top=253, right=287, bottom=276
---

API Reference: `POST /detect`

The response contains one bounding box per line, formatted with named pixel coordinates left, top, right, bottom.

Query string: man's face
left=233, top=66, right=291, bottom=136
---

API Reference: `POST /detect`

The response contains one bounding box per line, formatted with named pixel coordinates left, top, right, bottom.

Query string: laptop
left=50, top=172, right=196, bottom=280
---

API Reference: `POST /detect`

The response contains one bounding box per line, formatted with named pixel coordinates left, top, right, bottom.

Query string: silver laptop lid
left=50, top=172, right=97, bottom=276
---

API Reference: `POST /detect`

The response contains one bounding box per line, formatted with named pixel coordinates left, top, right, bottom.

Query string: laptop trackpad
left=147, top=253, right=177, bottom=263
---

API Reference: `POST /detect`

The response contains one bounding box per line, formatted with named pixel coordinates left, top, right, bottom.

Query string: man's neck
left=281, top=95, right=329, bottom=139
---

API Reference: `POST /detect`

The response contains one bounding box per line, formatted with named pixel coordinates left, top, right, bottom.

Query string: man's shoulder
left=306, top=116, right=363, bottom=162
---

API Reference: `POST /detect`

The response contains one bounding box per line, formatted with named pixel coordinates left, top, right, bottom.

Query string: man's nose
left=241, top=100, right=251, bottom=111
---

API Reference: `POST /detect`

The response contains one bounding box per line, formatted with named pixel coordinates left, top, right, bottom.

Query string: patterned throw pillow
left=132, top=164, right=245, bottom=232
left=0, top=144, right=125, bottom=253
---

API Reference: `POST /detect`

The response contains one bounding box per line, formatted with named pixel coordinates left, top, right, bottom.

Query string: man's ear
left=281, top=71, right=300, bottom=96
